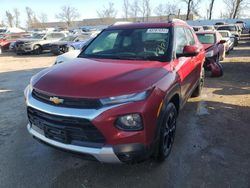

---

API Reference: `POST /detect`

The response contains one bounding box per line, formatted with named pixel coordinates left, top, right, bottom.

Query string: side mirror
left=181, top=45, right=200, bottom=57
left=44, top=37, right=47, bottom=40
left=75, top=39, right=80, bottom=42
left=219, top=40, right=226, bottom=44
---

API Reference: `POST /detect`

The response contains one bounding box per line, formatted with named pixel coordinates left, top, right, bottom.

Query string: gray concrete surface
left=0, top=35, right=250, bottom=188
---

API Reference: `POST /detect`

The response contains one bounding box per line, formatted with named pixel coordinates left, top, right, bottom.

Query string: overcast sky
left=0, top=0, right=245, bottom=27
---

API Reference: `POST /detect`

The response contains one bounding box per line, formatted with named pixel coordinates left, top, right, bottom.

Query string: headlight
left=116, top=113, right=143, bottom=131
left=205, top=50, right=214, bottom=57
left=100, top=91, right=149, bottom=105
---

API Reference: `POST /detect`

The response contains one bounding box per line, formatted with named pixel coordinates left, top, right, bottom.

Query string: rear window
left=218, top=26, right=236, bottom=31
left=196, top=33, right=215, bottom=44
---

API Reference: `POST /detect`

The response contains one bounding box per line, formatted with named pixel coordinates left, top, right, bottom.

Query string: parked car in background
left=15, top=32, right=66, bottom=55
left=214, top=22, right=226, bottom=28
left=25, top=20, right=205, bottom=163
left=0, top=33, right=31, bottom=54
left=235, top=20, right=246, bottom=30
left=49, top=34, right=93, bottom=55
left=218, top=30, right=234, bottom=54
left=217, top=24, right=240, bottom=46
left=203, top=25, right=216, bottom=31
left=54, top=38, right=94, bottom=64
left=196, top=31, right=225, bottom=77
left=192, top=26, right=204, bottom=32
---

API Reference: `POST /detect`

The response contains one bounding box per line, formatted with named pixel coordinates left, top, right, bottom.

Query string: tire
left=33, top=45, right=42, bottom=55
left=192, top=67, right=205, bottom=97
left=156, top=102, right=177, bottom=162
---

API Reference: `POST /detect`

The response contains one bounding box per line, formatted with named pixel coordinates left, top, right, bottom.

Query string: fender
left=151, top=82, right=181, bottom=156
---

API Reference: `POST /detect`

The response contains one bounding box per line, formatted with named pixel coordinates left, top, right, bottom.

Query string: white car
left=218, top=30, right=234, bottom=53
left=15, top=32, right=67, bottom=55
left=54, top=49, right=81, bottom=65
left=54, top=38, right=94, bottom=65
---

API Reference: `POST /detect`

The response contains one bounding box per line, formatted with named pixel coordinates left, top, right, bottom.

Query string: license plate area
left=44, top=125, right=69, bottom=144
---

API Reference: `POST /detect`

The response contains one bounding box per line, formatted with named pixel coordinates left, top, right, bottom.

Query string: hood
left=32, top=58, right=168, bottom=98
left=202, top=43, right=215, bottom=51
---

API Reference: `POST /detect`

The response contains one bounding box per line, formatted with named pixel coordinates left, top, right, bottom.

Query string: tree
left=208, top=0, right=215, bottom=20
left=5, top=11, right=14, bottom=27
left=181, top=0, right=200, bottom=20
left=165, top=2, right=179, bottom=15
left=97, top=2, right=117, bottom=18
left=26, top=7, right=34, bottom=28
left=223, top=0, right=249, bottom=18
left=129, top=0, right=140, bottom=21
left=140, top=0, right=151, bottom=21
left=154, top=2, right=179, bottom=19
left=154, top=3, right=166, bottom=20
left=13, top=8, right=20, bottom=27
left=55, top=6, right=80, bottom=27
left=123, top=0, right=130, bottom=20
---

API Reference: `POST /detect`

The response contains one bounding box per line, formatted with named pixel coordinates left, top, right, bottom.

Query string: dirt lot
left=0, top=34, right=250, bottom=188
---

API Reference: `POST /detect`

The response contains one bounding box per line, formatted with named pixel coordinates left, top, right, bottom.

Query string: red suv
left=24, top=20, right=205, bottom=163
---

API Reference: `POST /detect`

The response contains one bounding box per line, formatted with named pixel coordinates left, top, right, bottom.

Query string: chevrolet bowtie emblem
left=49, top=96, right=64, bottom=104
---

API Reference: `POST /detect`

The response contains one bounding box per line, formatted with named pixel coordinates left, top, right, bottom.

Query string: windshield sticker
left=147, top=28, right=168, bottom=33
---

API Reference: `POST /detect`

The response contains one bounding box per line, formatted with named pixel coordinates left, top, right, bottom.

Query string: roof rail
left=168, top=18, right=186, bottom=23
left=111, top=21, right=133, bottom=26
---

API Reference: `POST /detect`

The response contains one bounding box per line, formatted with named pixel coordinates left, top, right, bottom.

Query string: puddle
left=196, top=101, right=210, bottom=115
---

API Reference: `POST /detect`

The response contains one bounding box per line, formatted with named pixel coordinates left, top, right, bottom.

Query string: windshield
left=197, top=33, right=215, bottom=44
left=79, top=28, right=170, bottom=62
left=218, top=26, right=236, bottom=31
left=60, top=35, right=76, bottom=41
left=219, top=32, right=229, bottom=37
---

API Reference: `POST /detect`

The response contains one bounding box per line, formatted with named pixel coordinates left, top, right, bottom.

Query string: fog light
left=116, top=114, right=143, bottom=131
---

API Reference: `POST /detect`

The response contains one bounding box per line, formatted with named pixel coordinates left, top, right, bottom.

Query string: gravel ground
left=0, top=34, right=249, bottom=188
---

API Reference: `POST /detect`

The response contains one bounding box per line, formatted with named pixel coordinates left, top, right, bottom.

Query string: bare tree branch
left=13, top=8, right=20, bottom=27
left=208, top=0, right=215, bottom=19
left=97, top=2, right=117, bottom=18
left=223, top=0, right=250, bottom=18
left=55, top=6, right=80, bottom=27
left=181, top=0, right=200, bottom=20
left=129, top=0, right=140, bottom=21
left=5, top=11, right=14, bottom=27
left=122, top=0, right=130, bottom=20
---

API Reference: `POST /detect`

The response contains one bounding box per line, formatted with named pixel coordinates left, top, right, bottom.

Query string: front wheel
left=33, top=45, right=42, bottom=55
left=156, top=102, right=177, bottom=162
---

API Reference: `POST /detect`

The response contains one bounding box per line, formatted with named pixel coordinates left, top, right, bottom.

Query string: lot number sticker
left=147, top=28, right=168, bottom=33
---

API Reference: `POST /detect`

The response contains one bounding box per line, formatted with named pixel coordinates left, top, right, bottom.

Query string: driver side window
left=175, top=27, right=188, bottom=55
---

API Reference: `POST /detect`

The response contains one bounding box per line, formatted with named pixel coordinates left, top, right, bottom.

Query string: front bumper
left=24, top=86, right=162, bottom=163
left=27, top=123, right=121, bottom=163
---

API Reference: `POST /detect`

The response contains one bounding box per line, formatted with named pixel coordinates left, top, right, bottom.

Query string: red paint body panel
left=29, top=21, right=205, bottom=149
